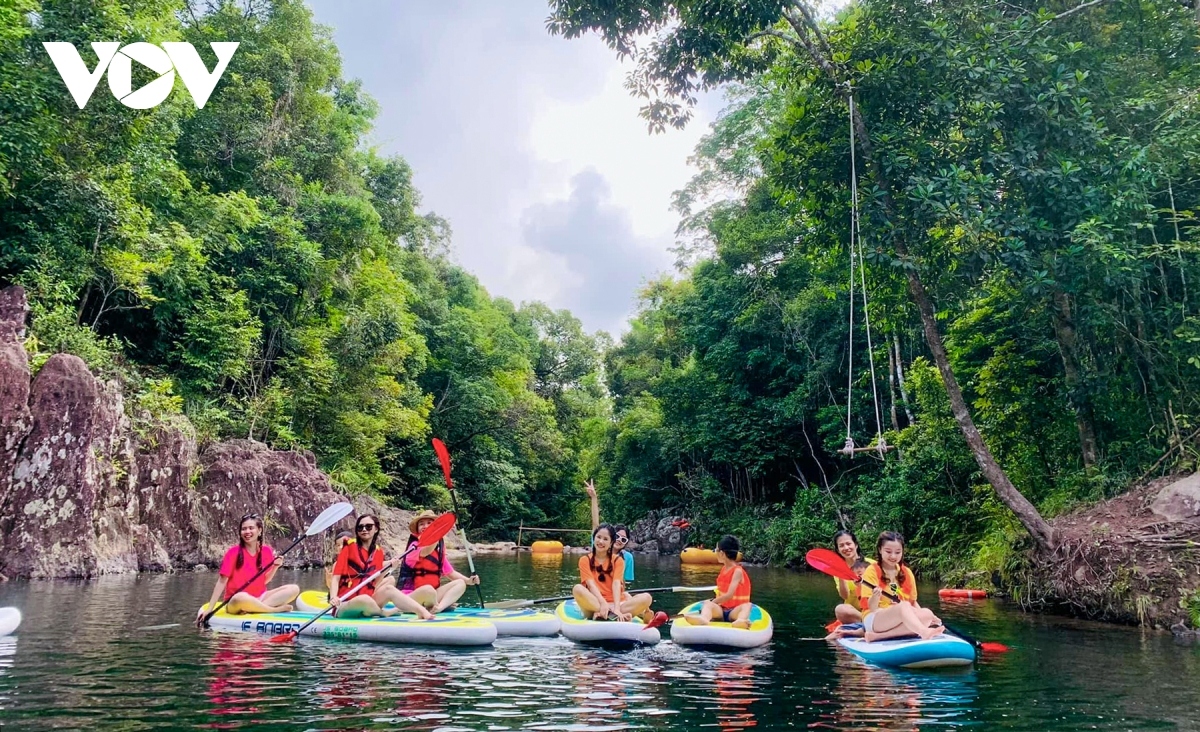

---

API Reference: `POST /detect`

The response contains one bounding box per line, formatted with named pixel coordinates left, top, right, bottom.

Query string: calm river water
left=1, top=553, right=1198, bottom=730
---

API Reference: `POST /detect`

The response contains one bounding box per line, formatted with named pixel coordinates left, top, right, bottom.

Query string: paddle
left=198, top=501, right=354, bottom=627
left=269, top=511, right=457, bottom=643
left=433, top=438, right=484, bottom=608
left=484, top=584, right=718, bottom=610
left=804, top=548, right=1009, bottom=653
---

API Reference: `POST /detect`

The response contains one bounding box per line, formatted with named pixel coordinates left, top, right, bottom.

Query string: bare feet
left=417, top=608, right=435, bottom=620
left=269, top=604, right=293, bottom=613
left=919, top=625, right=946, bottom=640
left=732, top=618, right=751, bottom=629
left=683, top=614, right=709, bottom=626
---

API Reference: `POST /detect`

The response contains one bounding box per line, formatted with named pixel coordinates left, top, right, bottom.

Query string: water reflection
left=810, top=653, right=977, bottom=729
left=0, top=556, right=1193, bottom=731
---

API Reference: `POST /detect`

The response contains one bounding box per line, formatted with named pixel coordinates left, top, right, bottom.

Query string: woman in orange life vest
left=832, top=529, right=875, bottom=625
left=857, top=531, right=944, bottom=641
left=199, top=513, right=299, bottom=619
left=573, top=524, right=668, bottom=626
left=682, top=535, right=753, bottom=628
left=330, top=514, right=434, bottom=619
left=397, top=510, right=479, bottom=613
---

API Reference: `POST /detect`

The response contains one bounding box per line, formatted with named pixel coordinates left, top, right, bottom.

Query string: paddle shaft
left=446, top=487, right=484, bottom=608
left=434, top=439, right=484, bottom=607
left=201, top=533, right=305, bottom=626
left=283, top=542, right=420, bottom=639
left=486, top=585, right=716, bottom=609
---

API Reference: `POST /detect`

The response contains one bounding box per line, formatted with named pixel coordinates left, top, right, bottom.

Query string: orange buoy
left=938, top=588, right=989, bottom=599
left=530, top=540, right=564, bottom=554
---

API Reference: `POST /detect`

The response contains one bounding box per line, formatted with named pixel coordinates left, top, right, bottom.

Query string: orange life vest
left=859, top=563, right=917, bottom=614
left=716, top=564, right=752, bottom=610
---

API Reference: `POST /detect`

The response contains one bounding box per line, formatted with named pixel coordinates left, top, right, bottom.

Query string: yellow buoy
left=530, top=540, right=564, bottom=554
left=680, top=547, right=741, bottom=564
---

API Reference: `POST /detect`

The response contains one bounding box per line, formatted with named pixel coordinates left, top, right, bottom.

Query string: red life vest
left=716, top=564, right=752, bottom=610
left=399, top=538, right=445, bottom=591
left=336, top=542, right=383, bottom=599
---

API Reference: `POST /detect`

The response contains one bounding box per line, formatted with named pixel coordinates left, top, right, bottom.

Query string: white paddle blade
left=0, top=607, right=22, bottom=636
left=305, top=502, right=355, bottom=536
left=673, top=585, right=717, bottom=592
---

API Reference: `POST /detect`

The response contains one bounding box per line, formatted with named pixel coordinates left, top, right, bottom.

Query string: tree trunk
left=778, top=6, right=1056, bottom=549
left=888, top=345, right=901, bottom=431
left=848, top=87, right=1057, bottom=550
left=1050, top=290, right=1100, bottom=470
left=894, top=334, right=915, bottom=425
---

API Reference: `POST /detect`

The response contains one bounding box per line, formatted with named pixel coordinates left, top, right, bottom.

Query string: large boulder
left=1150, top=473, right=1200, bottom=523
left=135, top=423, right=199, bottom=570
left=0, top=286, right=31, bottom=515
left=194, top=439, right=348, bottom=568
left=629, top=511, right=691, bottom=554
left=1, top=354, right=101, bottom=578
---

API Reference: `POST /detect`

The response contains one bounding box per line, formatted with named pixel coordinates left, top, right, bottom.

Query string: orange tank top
left=716, top=564, right=751, bottom=610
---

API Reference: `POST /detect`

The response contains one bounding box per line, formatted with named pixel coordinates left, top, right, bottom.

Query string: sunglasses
left=614, top=535, right=629, bottom=544
left=356, top=523, right=377, bottom=531
left=240, top=513, right=259, bottom=522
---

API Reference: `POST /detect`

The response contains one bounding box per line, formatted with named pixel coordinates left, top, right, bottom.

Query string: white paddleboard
left=0, top=607, right=21, bottom=637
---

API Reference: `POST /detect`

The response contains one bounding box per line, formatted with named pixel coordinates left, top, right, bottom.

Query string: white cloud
left=305, top=0, right=714, bottom=334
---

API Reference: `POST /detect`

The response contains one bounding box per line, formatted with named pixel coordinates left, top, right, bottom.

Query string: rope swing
left=840, top=87, right=893, bottom=459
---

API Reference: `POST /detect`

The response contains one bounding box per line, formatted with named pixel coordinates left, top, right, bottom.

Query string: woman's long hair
left=356, top=514, right=381, bottom=560
left=234, top=514, right=264, bottom=570
left=589, top=524, right=617, bottom=583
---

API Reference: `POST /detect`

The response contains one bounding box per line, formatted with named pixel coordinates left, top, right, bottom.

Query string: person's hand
left=871, top=585, right=882, bottom=598
left=584, top=479, right=597, bottom=498
left=195, top=606, right=207, bottom=625
left=272, top=556, right=285, bottom=568
left=467, top=575, right=480, bottom=586
left=330, top=595, right=342, bottom=608
left=390, top=556, right=403, bottom=569
left=615, top=611, right=632, bottom=622
left=596, top=600, right=610, bottom=619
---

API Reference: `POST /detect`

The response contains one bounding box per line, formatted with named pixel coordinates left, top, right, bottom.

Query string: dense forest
left=551, top=0, right=1200, bottom=576
left=0, top=0, right=607, bottom=539
left=3, top=0, right=1199, bottom=582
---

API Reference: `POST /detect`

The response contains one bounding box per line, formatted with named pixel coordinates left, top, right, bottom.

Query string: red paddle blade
left=432, top=438, right=453, bottom=488
left=825, top=620, right=841, bottom=633
left=418, top=512, right=456, bottom=547
left=269, top=631, right=297, bottom=643
left=805, top=548, right=859, bottom=582
left=979, top=642, right=1010, bottom=653
left=645, top=611, right=669, bottom=630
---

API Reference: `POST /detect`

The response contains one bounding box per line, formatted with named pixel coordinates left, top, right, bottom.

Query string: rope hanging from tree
left=840, top=87, right=892, bottom=459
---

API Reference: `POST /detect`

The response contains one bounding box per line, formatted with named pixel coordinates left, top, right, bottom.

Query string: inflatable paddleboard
left=203, top=605, right=496, bottom=646
left=295, top=590, right=560, bottom=636
left=0, top=608, right=21, bottom=637
left=670, top=601, right=773, bottom=648
left=838, top=634, right=975, bottom=668
left=555, top=600, right=660, bottom=645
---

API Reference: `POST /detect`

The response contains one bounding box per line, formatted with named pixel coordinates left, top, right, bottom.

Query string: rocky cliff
left=0, top=285, right=459, bottom=580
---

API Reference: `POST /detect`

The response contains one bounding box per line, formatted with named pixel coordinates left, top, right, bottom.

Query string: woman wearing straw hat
left=397, top=510, right=479, bottom=613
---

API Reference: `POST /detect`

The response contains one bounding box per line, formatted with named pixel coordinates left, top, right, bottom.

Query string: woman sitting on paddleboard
left=857, top=531, right=944, bottom=642
left=397, top=510, right=479, bottom=614
left=832, top=530, right=874, bottom=625
left=330, top=514, right=433, bottom=619
left=585, top=479, right=635, bottom=583
left=200, top=513, right=300, bottom=618
left=573, top=524, right=668, bottom=627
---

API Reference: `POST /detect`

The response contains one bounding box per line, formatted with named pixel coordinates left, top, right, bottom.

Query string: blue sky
left=305, top=1, right=721, bottom=335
